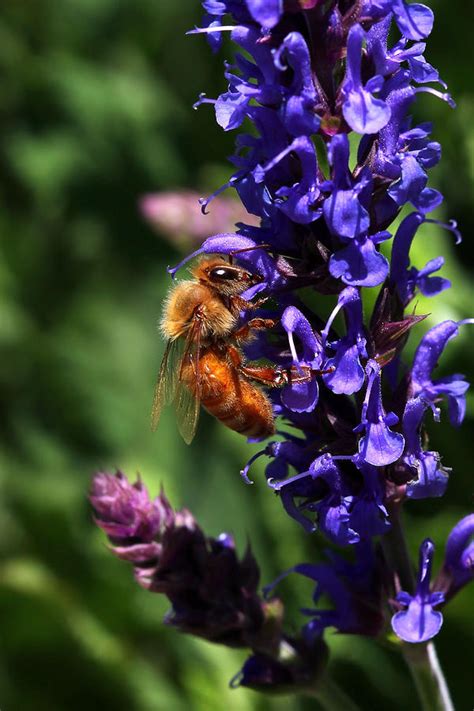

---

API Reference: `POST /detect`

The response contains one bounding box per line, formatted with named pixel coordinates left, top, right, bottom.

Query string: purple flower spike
left=391, top=539, right=444, bottom=643
left=355, top=361, right=405, bottom=467
left=342, top=25, right=391, bottom=135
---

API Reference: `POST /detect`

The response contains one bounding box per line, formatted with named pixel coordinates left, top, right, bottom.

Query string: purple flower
left=256, top=136, right=322, bottom=224
left=401, top=397, right=449, bottom=499
left=341, top=25, right=391, bottom=135
left=390, top=212, right=453, bottom=304
left=322, top=286, right=367, bottom=395
left=265, top=543, right=386, bottom=638
left=349, top=458, right=391, bottom=538
left=323, top=135, right=371, bottom=240
left=391, top=539, right=444, bottom=643
left=355, top=361, right=405, bottom=467
left=274, top=32, right=321, bottom=137
left=434, top=515, right=474, bottom=601
left=410, top=320, right=472, bottom=427
left=280, top=306, right=323, bottom=412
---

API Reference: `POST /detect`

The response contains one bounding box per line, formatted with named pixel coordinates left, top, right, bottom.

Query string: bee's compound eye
left=209, top=266, right=242, bottom=281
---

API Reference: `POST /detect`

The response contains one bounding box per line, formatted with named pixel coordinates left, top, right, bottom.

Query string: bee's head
left=194, top=257, right=263, bottom=295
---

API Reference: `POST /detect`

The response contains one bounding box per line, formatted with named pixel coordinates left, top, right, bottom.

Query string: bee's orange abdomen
left=192, top=350, right=275, bottom=439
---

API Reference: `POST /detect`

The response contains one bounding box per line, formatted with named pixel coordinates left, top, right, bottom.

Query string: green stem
left=401, top=642, right=454, bottom=711
left=307, top=676, right=362, bottom=711
left=382, top=503, right=454, bottom=711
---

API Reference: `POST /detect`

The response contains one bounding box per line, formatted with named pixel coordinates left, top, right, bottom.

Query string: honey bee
left=151, top=256, right=302, bottom=443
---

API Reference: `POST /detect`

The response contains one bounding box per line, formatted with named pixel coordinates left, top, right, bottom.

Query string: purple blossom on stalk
left=180, top=0, right=473, bottom=655
left=391, top=539, right=444, bottom=643
left=434, top=515, right=474, bottom=601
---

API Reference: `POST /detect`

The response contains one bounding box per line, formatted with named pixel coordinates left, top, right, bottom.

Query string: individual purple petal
left=388, top=154, right=442, bottom=213
left=215, top=91, right=249, bottom=130
left=316, top=496, right=359, bottom=545
left=167, top=233, right=284, bottom=289
left=391, top=539, right=444, bottom=643
left=281, top=306, right=321, bottom=364
left=323, top=134, right=371, bottom=240
left=329, top=236, right=389, bottom=287
left=411, top=320, right=459, bottom=387
left=245, top=0, right=282, bottom=29
left=281, top=379, right=319, bottom=413
left=342, top=25, right=391, bottom=134
left=324, top=343, right=366, bottom=395
left=392, top=0, right=434, bottom=41
left=323, top=189, right=370, bottom=240
left=417, top=257, right=451, bottom=297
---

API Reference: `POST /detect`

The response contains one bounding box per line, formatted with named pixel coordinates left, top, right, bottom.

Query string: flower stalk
left=402, top=642, right=454, bottom=711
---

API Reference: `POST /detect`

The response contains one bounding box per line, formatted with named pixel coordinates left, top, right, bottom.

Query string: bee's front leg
left=229, top=294, right=270, bottom=314
left=231, top=317, right=277, bottom=343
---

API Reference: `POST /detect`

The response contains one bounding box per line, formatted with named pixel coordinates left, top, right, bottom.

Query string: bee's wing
left=151, top=320, right=203, bottom=444
left=174, top=321, right=202, bottom=445
left=151, top=335, right=187, bottom=432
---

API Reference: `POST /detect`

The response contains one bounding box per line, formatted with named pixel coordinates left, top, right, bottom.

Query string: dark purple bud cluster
left=177, top=0, right=473, bottom=655
left=91, top=471, right=328, bottom=689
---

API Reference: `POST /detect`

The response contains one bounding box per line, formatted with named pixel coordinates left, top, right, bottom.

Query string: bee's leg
left=229, top=294, right=270, bottom=313
left=227, top=346, right=294, bottom=387
left=231, top=317, right=277, bottom=343
left=226, top=346, right=278, bottom=385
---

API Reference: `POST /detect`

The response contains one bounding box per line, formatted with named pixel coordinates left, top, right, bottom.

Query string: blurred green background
left=0, top=1, right=473, bottom=709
